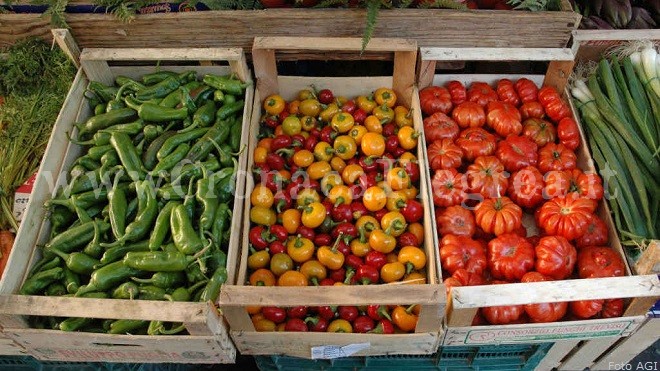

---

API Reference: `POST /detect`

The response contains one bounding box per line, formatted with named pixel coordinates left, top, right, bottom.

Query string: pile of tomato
left=422, top=79, right=627, bottom=325
left=246, top=86, right=428, bottom=333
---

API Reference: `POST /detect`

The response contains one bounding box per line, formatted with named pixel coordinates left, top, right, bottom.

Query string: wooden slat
left=51, top=28, right=81, bottom=68
left=591, top=318, right=660, bottom=370
left=251, top=48, right=278, bottom=100
left=420, top=47, right=574, bottom=61
left=392, top=49, right=417, bottom=106
left=572, top=29, right=660, bottom=42
left=535, top=340, right=582, bottom=370
left=80, top=59, right=113, bottom=86
left=0, top=10, right=579, bottom=51
left=80, top=47, right=246, bottom=62
left=634, top=240, right=660, bottom=276
left=558, top=337, right=620, bottom=371
left=543, top=60, right=575, bottom=92
left=253, top=36, right=416, bottom=52
left=451, top=275, right=660, bottom=308
left=219, top=284, right=443, bottom=307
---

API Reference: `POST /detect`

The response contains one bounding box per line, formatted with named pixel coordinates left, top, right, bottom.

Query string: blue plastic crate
left=255, top=343, right=553, bottom=371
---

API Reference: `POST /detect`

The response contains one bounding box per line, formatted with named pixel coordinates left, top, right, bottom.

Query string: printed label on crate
left=311, top=343, right=370, bottom=359
left=12, top=173, right=36, bottom=223
left=444, top=318, right=642, bottom=345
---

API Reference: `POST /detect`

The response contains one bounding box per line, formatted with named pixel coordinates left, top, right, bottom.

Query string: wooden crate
left=0, top=333, right=28, bottom=356
left=0, top=47, right=255, bottom=363
left=0, top=1, right=580, bottom=51
left=217, top=36, right=445, bottom=359
left=416, top=47, right=660, bottom=346
left=571, top=29, right=660, bottom=65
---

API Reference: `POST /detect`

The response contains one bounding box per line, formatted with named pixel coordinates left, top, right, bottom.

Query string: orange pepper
left=391, top=305, right=418, bottom=332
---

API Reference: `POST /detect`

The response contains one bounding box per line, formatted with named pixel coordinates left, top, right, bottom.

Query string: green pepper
left=206, top=247, right=227, bottom=275
left=202, top=74, right=249, bottom=96
left=229, top=117, right=243, bottom=153
left=99, top=151, right=120, bottom=177
left=211, top=203, right=231, bottom=249
left=47, top=187, right=115, bottom=212
left=170, top=204, right=205, bottom=255
left=148, top=201, right=178, bottom=251
left=160, top=323, right=187, bottom=335
left=73, top=156, right=101, bottom=172
left=164, top=285, right=195, bottom=302
left=126, top=196, right=139, bottom=222
left=112, top=281, right=140, bottom=300
left=107, top=173, right=128, bottom=239
left=148, top=320, right=165, bottom=335
left=69, top=131, right=112, bottom=147
left=77, top=291, right=109, bottom=299
left=20, top=267, right=64, bottom=295
left=143, top=124, right=163, bottom=143
left=86, top=145, right=114, bottom=161
left=217, top=100, right=244, bottom=121
left=182, top=177, right=196, bottom=221
left=44, top=282, right=67, bottom=296
left=88, top=81, right=119, bottom=103
left=142, top=71, right=179, bottom=86
left=216, top=143, right=234, bottom=168
left=223, top=94, right=236, bottom=105
left=99, top=240, right=150, bottom=266
left=125, top=96, right=189, bottom=123
left=137, top=285, right=168, bottom=300
left=93, top=103, right=106, bottom=116
left=46, top=247, right=99, bottom=275
left=143, top=130, right=177, bottom=171
left=27, top=256, right=61, bottom=279
left=64, top=169, right=99, bottom=196
left=185, top=123, right=231, bottom=163
left=196, top=167, right=219, bottom=232
left=103, top=179, right=158, bottom=247
left=105, top=98, right=126, bottom=113
left=179, top=85, right=197, bottom=115
left=123, top=250, right=199, bottom=272
left=103, top=119, right=146, bottom=136
left=185, top=263, right=207, bottom=283
left=191, top=85, right=215, bottom=106
left=109, top=131, right=146, bottom=182
left=217, top=158, right=238, bottom=203
left=135, top=72, right=193, bottom=101
left=213, top=90, right=224, bottom=103
left=132, top=271, right=185, bottom=289
left=108, top=319, right=148, bottom=335
left=179, top=99, right=215, bottom=132
left=60, top=317, right=94, bottom=332
left=115, top=76, right=146, bottom=91
left=170, top=156, right=220, bottom=185
left=156, top=184, right=185, bottom=201
left=75, top=261, right=144, bottom=296
left=76, top=108, right=138, bottom=139
left=63, top=267, right=81, bottom=294
left=151, top=143, right=190, bottom=176
left=45, top=220, right=111, bottom=253
left=157, top=127, right=209, bottom=161
left=199, top=266, right=227, bottom=302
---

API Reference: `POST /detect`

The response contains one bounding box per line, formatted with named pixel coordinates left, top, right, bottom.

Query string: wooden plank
left=572, top=29, right=660, bottom=42
left=392, top=49, right=417, bottom=107
left=634, top=240, right=660, bottom=276
left=80, top=47, right=247, bottom=62
left=253, top=36, right=416, bottom=52
left=543, top=60, right=575, bottom=92
left=420, top=47, right=574, bottom=61
left=252, top=48, right=278, bottom=100
left=451, top=275, right=660, bottom=308
left=51, top=28, right=81, bottom=68
left=535, top=340, right=582, bottom=370
left=219, top=285, right=443, bottom=307
left=417, top=60, right=436, bottom=90
left=558, top=337, right=620, bottom=371
left=591, top=318, right=660, bottom=370
left=0, top=10, right=579, bottom=51
left=80, top=59, right=113, bottom=86
left=230, top=331, right=439, bottom=358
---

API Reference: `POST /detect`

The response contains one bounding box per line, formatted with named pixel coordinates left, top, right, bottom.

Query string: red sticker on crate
left=13, top=172, right=37, bottom=223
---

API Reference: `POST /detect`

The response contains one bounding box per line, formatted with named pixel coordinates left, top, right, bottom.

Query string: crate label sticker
left=13, top=173, right=37, bottom=223
left=461, top=320, right=635, bottom=344
left=311, top=343, right=370, bottom=359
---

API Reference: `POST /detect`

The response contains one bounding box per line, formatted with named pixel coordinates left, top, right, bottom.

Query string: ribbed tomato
left=507, top=166, right=544, bottom=209
left=437, top=205, right=476, bottom=237
left=452, top=101, right=486, bottom=128
left=535, top=236, right=577, bottom=280
left=427, top=138, right=463, bottom=170
left=496, top=79, right=521, bottom=107
left=522, top=118, right=556, bottom=147
left=486, top=101, right=522, bottom=137
left=538, top=143, right=577, bottom=173
left=575, top=215, right=609, bottom=248
left=423, top=112, right=460, bottom=143
left=601, top=299, right=624, bottom=318
left=466, top=156, right=509, bottom=199
left=467, top=82, right=498, bottom=107
left=557, top=117, right=581, bottom=150
left=455, top=127, right=497, bottom=162
left=419, top=86, right=452, bottom=115
left=543, top=170, right=571, bottom=199
left=536, top=197, right=597, bottom=240
left=566, top=168, right=604, bottom=201
left=431, top=169, right=468, bottom=207
left=487, top=233, right=535, bottom=281
left=495, top=134, right=538, bottom=172
left=570, top=300, right=604, bottom=319
left=538, top=86, right=571, bottom=123
left=440, top=234, right=487, bottom=275
left=481, top=281, right=525, bottom=325
left=475, top=197, right=523, bottom=237
left=577, top=246, right=625, bottom=278
left=446, top=80, right=467, bottom=106
left=514, top=78, right=538, bottom=103
left=521, top=272, right=568, bottom=323
left=519, top=101, right=545, bottom=120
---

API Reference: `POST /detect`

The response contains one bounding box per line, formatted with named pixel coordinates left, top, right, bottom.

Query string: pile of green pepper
left=21, top=70, right=248, bottom=335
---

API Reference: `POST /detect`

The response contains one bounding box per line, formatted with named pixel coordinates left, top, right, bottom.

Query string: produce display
left=573, top=0, right=658, bottom=29
left=19, top=70, right=247, bottom=335
left=245, top=87, right=428, bottom=333
left=570, top=41, right=659, bottom=258
left=0, top=37, right=76, bottom=277
left=422, top=78, right=628, bottom=325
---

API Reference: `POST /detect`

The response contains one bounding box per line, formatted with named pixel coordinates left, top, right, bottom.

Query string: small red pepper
left=353, top=315, right=376, bottom=333
left=338, top=306, right=359, bottom=322
left=356, top=264, right=379, bottom=285
left=367, top=305, right=392, bottom=321
left=284, top=318, right=308, bottom=332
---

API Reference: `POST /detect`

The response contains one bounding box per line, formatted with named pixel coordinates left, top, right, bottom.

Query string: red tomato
left=496, top=79, right=521, bottom=107
left=427, top=138, right=463, bottom=170
left=419, top=86, right=453, bottom=115
left=521, top=272, right=568, bottom=323
left=537, top=197, right=597, bottom=241
left=452, top=101, right=486, bottom=129
left=538, top=143, right=577, bottom=173
left=466, top=156, right=509, bottom=199
left=440, top=234, right=487, bottom=275
left=486, top=101, right=523, bottom=137
left=507, top=166, right=545, bottom=209
left=467, top=82, right=498, bottom=107
left=575, top=215, right=609, bottom=248
left=423, top=112, right=460, bottom=143
left=487, top=233, right=535, bottom=281
left=543, top=170, right=571, bottom=199
left=519, top=101, right=545, bottom=120
left=431, top=169, right=468, bottom=208
left=451, top=268, right=486, bottom=286
left=475, top=197, right=523, bottom=237
left=538, top=86, right=571, bottom=123
left=577, top=246, right=625, bottom=278
left=522, top=118, right=556, bottom=147
left=495, top=135, right=539, bottom=173
left=535, top=235, right=577, bottom=280
left=514, top=78, right=538, bottom=103
left=601, top=299, right=624, bottom=318
left=437, top=205, right=476, bottom=237
left=557, top=117, right=581, bottom=151
left=566, top=168, right=604, bottom=201
left=446, top=80, right=467, bottom=105
left=570, top=299, right=604, bottom=319
left=455, top=127, right=497, bottom=162
left=481, top=281, right=525, bottom=325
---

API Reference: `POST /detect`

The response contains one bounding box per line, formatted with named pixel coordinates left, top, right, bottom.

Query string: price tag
left=13, top=173, right=37, bottom=223
left=310, top=343, right=370, bottom=360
